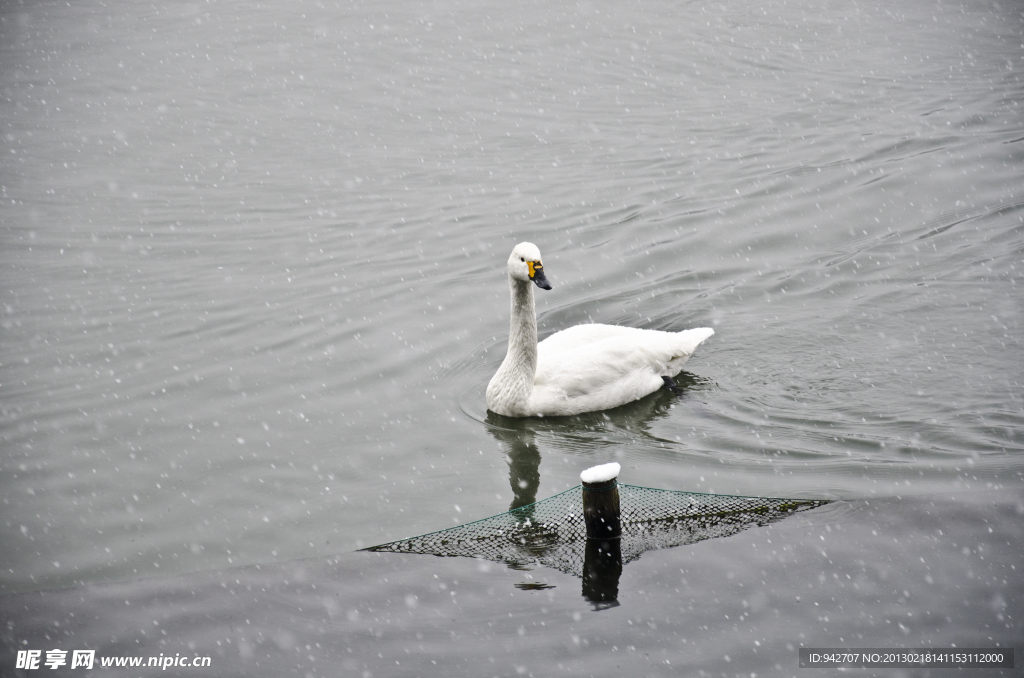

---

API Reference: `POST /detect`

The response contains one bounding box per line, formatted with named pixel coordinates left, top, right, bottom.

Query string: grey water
left=1, top=0, right=1022, bottom=673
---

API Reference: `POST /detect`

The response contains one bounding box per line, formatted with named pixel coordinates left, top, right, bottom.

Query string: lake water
left=1, top=0, right=1022, bottom=673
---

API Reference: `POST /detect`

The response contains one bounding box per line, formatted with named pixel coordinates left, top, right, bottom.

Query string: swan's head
left=508, top=242, right=552, bottom=290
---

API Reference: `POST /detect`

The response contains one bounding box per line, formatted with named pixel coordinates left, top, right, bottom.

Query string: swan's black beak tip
left=532, top=270, right=552, bottom=290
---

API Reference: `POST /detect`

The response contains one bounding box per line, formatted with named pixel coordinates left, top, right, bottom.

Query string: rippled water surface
left=2, top=0, right=1023, bottom=670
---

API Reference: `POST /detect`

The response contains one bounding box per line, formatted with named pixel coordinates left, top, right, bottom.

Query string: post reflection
left=582, top=537, right=622, bottom=609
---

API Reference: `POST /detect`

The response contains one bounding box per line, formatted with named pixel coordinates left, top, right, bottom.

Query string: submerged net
left=364, top=484, right=828, bottom=578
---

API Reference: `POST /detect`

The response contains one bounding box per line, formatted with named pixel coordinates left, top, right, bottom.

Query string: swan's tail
left=677, top=327, right=714, bottom=353
left=665, top=327, right=714, bottom=374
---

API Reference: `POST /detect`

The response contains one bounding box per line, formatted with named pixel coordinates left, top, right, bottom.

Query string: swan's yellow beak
left=528, top=261, right=552, bottom=290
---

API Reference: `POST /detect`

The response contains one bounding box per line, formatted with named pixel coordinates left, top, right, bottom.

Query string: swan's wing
left=539, top=325, right=713, bottom=374
left=531, top=326, right=714, bottom=414
left=536, top=323, right=635, bottom=353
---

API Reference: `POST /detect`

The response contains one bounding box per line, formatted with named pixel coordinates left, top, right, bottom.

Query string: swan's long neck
left=487, top=276, right=537, bottom=415
left=506, top=276, right=538, bottom=381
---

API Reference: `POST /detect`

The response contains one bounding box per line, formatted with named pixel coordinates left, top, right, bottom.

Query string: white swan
left=486, top=242, right=714, bottom=417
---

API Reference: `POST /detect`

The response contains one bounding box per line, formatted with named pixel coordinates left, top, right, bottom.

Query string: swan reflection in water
left=489, top=420, right=542, bottom=512
left=367, top=372, right=828, bottom=609
left=485, top=370, right=707, bottom=512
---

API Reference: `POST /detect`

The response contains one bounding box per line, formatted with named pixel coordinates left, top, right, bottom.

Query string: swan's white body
left=486, top=242, right=714, bottom=418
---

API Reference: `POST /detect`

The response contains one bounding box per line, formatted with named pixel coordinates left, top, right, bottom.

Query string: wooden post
left=581, top=463, right=621, bottom=539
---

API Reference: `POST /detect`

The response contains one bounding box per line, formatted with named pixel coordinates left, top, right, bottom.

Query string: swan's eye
left=520, top=257, right=525, bottom=262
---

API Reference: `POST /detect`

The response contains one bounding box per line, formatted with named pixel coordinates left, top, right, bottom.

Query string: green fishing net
left=364, top=484, right=828, bottom=579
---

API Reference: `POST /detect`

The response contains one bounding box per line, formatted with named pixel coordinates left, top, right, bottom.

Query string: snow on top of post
left=580, top=462, right=620, bottom=485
